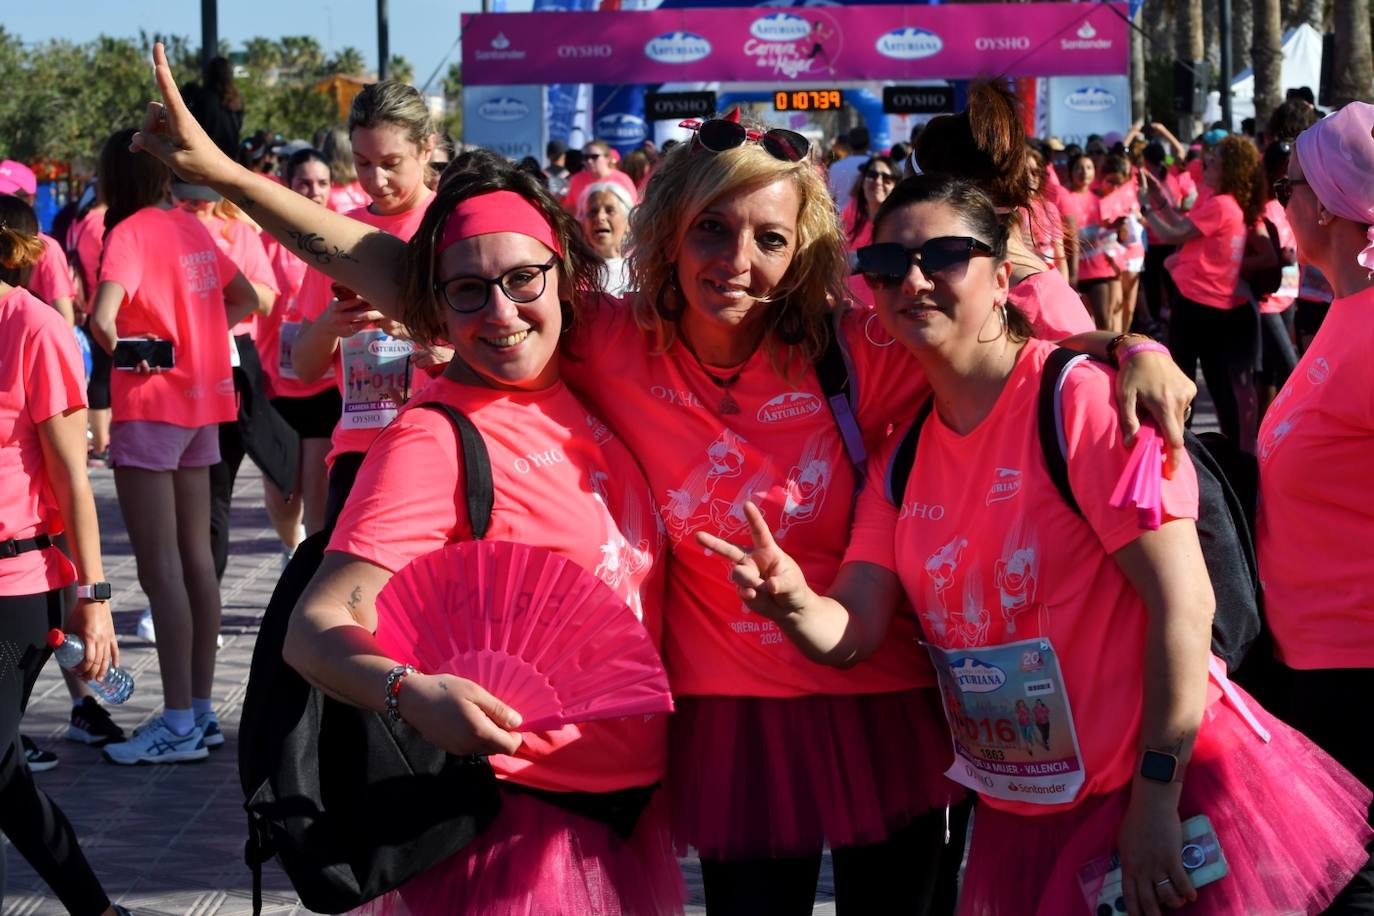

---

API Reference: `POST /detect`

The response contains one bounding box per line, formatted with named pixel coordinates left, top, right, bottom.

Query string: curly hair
left=396, top=150, right=603, bottom=348
left=626, top=120, right=850, bottom=370
left=1213, top=136, right=1264, bottom=226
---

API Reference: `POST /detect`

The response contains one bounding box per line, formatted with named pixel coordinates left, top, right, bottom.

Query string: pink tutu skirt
left=363, top=785, right=685, bottom=915
left=960, top=685, right=1373, bottom=915
left=670, top=688, right=962, bottom=860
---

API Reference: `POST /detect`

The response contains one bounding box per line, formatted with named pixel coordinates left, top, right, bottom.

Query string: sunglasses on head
left=855, top=237, right=994, bottom=287
left=678, top=118, right=811, bottom=162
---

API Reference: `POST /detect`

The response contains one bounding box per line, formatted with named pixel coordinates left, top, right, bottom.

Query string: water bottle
left=46, top=629, right=135, bottom=704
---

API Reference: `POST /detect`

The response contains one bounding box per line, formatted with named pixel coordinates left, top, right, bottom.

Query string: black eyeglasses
left=855, top=238, right=994, bottom=287
left=1272, top=175, right=1308, bottom=208
left=678, top=118, right=811, bottom=162
left=435, top=257, right=558, bottom=314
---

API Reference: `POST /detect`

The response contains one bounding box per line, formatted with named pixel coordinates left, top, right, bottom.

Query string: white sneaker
left=136, top=608, right=155, bottom=642
left=102, top=716, right=209, bottom=765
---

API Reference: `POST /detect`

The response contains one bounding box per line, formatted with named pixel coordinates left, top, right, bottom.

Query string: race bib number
left=926, top=637, right=1085, bottom=805
left=340, top=329, right=413, bottom=430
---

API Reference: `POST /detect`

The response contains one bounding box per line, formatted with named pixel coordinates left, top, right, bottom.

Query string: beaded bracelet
left=384, top=664, right=416, bottom=723
left=1119, top=341, right=1172, bottom=363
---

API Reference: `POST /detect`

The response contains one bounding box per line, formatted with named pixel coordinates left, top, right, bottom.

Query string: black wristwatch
left=76, top=582, right=112, bottom=601
left=1139, top=749, right=1180, bottom=784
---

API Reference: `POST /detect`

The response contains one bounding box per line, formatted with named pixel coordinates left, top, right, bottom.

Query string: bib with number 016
left=925, top=637, right=1085, bottom=805
left=340, top=329, right=413, bottom=430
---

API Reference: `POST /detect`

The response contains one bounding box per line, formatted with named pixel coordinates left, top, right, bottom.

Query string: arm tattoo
left=286, top=228, right=362, bottom=267
left=437, top=681, right=448, bottom=691
left=236, top=194, right=257, bottom=213
left=346, top=586, right=363, bottom=612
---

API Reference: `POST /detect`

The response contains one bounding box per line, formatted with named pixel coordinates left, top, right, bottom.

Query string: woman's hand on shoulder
left=1115, top=343, right=1195, bottom=476
left=398, top=672, right=524, bottom=757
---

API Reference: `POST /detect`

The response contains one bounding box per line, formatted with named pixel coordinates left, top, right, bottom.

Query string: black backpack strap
left=1036, top=347, right=1095, bottom=518
left=416, top=402, right=495, bottom=540
left=885, top=398, right=935, bottom=506
left=815, top=313, right=867, bottom=471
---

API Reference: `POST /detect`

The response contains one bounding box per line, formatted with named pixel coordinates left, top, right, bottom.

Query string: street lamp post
left=378, top=0, right=390, bottom=80
left=201, top=0, right=218, bottom=75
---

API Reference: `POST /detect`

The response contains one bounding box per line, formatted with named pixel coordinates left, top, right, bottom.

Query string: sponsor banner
left=1045, top=74, right=1131, bottom=147
left=882, top=84, right=954, bottom=114
left=461, top=3, right=1129, bottom=85
left=645, top=90, right=717, bottom=121
left=535, top=0, right=594, bottom=148
left=593, top=84, right=649, bottom=154
left=462, top=84, right=548, bottom=161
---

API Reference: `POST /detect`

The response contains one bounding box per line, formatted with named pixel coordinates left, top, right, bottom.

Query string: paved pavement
left=1, top=467, right=836, bottom=916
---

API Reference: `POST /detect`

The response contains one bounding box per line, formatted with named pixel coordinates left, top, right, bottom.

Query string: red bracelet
left=1119, top=341, right=1171, bottom=363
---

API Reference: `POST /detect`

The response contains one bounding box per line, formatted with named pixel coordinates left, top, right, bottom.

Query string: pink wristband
left=1120, top=341, right=1171, bottom=363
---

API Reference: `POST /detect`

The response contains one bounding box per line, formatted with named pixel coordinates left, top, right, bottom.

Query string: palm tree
left=1331, top=0, right=1373, bottom=104
left=1253, top=0, right=1284, bottom=125
left=1232, top=0, right=1254, bottom=78
left=326, top=46, right=368, bottom=77
left=279, top=36, right=325, bottom=77
left=1178, top=0, right=1205, bottom=137
left=388, top=55, right=415, bottom=85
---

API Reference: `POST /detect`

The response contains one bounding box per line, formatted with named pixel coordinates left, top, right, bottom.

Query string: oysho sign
left=645, top=90, right=717, bottom=121
left=644, top=31, right=712, bottom=64
left=882, top=84, right=954, bottom=114
left=875, top=27, right=944, bottom=61
left=975, top=35, right=1032, bottom=51
left=1064, top=86, right=1117, bottom=112
left=558, top=43, right=613, bottom=58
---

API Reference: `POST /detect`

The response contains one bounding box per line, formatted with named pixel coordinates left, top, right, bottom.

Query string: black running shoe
left=21, top=734, right=58, bottom=772
left=68, top=696, right=127, bottom=747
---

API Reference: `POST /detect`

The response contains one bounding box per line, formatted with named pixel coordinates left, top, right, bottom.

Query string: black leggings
left=0, top=590, right=108, bottom=915
left=699, top=803, right=967, bottom=916
left=1167, top=286, right=1260, bottom=454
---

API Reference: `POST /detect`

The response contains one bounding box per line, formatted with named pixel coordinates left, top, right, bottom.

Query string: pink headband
left=437, top=190, right=563, bottom=257
left=1294, top=102, right=1374, bottom=271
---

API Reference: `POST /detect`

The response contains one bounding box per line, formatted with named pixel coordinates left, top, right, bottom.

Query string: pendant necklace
left=679, top=335, right=755, bottom=416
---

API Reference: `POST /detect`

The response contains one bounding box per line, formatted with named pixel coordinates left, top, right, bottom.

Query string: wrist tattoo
left=286, top=228, right=361, bottom=267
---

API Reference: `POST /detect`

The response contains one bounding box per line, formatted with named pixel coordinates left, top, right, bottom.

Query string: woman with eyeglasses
left=844, top=155, right=898, bottom=250
left=1256, top=107, right=1374, bottom=900
left=130, top=48, right=1198, bottom=913
left=695, top=173, right=1373, bottom=916
left=1141, top=136, right=1264, bottom=454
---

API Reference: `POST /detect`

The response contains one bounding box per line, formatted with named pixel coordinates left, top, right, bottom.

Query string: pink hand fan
left=374, top=540, right=673, bottom=732
left=1110, top=424, right=1164, bottom=530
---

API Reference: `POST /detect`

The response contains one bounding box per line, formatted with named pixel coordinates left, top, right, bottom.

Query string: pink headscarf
left=1294, top=102, right=1374, bottom=270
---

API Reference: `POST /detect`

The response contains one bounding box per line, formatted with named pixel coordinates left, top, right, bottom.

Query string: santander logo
left=756, top=391, right=823, bottom=424
left=1061, top=19, right=1114, bottom=50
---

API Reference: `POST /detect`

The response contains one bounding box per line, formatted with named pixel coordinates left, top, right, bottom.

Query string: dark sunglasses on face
left=678, top=118, right=811, bottom=162
left=865, top=171, right=897, bottom=184
left=583, top=153, right=603, bottom=161
left=855, top=237, right=995, bottom=286
left=1272, top=175, right=1307, bottom=208
left=435, top=257, right=558, bottom=314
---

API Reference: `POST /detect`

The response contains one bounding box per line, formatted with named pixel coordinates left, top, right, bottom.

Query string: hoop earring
left=656, top=267, right=685, bottom=322
left=863, top=311, right=896, bottom=348
left=998, top=304, right=1008, bottom=333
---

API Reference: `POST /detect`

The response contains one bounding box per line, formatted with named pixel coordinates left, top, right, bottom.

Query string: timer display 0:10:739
left=773, top=89, right=843, bottom=111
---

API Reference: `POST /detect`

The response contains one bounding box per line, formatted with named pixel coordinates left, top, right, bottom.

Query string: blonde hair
left=627, top=129, right=848, bottom=369
left=350, top=81, right=435, bottom=149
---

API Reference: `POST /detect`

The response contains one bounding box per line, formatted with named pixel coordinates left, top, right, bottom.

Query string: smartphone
left=1082, top=815, right=1229, bottom=914
left=331, top=283, right=360, bottom=302
left=113, top=337, right=175, bottom=371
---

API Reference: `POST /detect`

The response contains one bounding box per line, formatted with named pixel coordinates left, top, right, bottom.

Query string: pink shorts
left=109, top=421, right=220, bottom=471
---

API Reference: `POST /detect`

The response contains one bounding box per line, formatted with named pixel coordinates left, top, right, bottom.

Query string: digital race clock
left=772, top=89, right=843, bottom=111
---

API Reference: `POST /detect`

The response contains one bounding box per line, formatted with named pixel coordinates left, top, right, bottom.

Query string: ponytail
left=0, top=196, right=45, bottom=287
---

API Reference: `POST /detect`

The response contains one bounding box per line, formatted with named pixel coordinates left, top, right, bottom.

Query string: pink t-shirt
left=328, top=376, right=667, bottom=794
left=562, top=299, right=933, bottom=698
left=1058, top=188, right=1117, bottom=281
left=844, top=339, right=1200, bottom=815
left=1165, top=193, right=1245, bottom=309
left=843, top=199, right=874, bottom=251
left=1008, top=269, right=1095, bottom=340
left=1146, top=170, right=1197, bottom=245
left=1258, top=198, right=1299, bottom=315
left=256, top=235, right=334, bottom=400
left=564, top=170, right=638, bottom=211
left=296, top=193, right=434, bottom=465
left=67, top=208, right=106, bottom=310
left=28, top=233, right=76, bottom=311
left=0, top=286, right=84, bottom=595
left=202, top=215, right=279, bottom=338
left=97, top=207, right=238, bottom=428
left=1256, top=286, right=1374, bottom=670
left=328, top=181, right=371, bottom=213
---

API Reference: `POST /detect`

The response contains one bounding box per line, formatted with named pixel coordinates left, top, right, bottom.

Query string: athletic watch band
left=76, top=582, right=112, bottom=601
left=1139, top=749, right=1180, bottom=784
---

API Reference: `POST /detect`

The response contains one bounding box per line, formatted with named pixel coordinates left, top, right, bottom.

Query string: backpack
left=882, top=347, right=1264, bottom=675
left=240, top=402, right=501, bottom=915
left=1245, top=216, right=1286, bottom=300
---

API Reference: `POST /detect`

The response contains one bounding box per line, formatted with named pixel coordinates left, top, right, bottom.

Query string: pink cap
left=0, top=160, right=37, bottom=197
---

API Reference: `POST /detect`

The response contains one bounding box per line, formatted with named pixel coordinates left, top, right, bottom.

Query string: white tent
left=1205, top=24, right=1324, bottom=129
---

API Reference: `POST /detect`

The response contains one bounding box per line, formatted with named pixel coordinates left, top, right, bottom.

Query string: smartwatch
left=1139, top=749, right=1180, bottom=784
left=76, top=582, right=112, bottom=601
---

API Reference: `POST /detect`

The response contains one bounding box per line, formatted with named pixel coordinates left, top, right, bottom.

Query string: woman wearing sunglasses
left=1256, top=106, right=1374, bottom=900
left=131, top=49, right=1197, bottom=912
left=696, top=173, right=1373, bottom=916
left=844, top=154, right=899, bottom=250
left=562, top=140, right=638, bottom=215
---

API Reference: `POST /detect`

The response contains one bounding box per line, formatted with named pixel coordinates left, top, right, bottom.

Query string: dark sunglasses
left=678, top=118, right=810, bottom=162
left=855, top=237, right=994, bottom=286
left=1272, top=175, right=1307, bottom=208
left=583, top=152, right=603, bottom=161
left=864, top=170, right=897, bottom=184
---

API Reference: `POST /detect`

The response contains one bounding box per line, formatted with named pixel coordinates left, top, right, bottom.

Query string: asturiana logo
left=756, top=391, right=823, bottom=424
left=949, top=657, right=1007, bottom=693
left=644, top=31, right=712, bottom=64
left=595, top=113, right=648, bottom=143
left=367, top=339, right=413, bottom=359
left=1061, top=20, right=1114, bottom=50
left=876, top=27, right=944, bottom=61
left=750, top=12, right=813, bottom=42
left=1064, top=87, right=1117, bottom=112
left=477, top=97, right=530, bottom=122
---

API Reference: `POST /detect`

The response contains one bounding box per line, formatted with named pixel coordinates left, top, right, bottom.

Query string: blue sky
left=2, top=1, right=530, bottom=91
